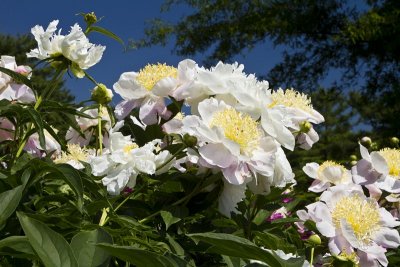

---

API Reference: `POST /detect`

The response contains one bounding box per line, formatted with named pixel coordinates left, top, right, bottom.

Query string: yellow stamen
left=332, top=194, right=380, bottom=245
left=269, top=88, right=313, bottom=114
left=54, top=144, right=89, bottom=164
left=317, top=160, right=348, bottom=184
left=136, top=63, right=177, bottom=91
left=123, top=143, right=139, bottom=153
left=379, top=148, right=400, bottom=177
left=210, top=108, right=260, bottom=153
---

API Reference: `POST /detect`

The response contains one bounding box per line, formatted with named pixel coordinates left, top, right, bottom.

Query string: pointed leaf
left=0, top=185, right=24, bottom=226
left=71, top=229, right=112, bottom=267
left=187, top=233, right=283, bottom=266
left=17, top=212, right=78, bottom=267
left=0, top=236, right=36, bottom=259
left=96, top=243, right=179, bottom=267
left=88, top=26, right=125, bottom=47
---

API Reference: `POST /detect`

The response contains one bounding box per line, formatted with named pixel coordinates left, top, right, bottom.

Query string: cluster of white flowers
left=108, top=60, right=324, bottom=216
left=298, top=143, right=400, bottom=266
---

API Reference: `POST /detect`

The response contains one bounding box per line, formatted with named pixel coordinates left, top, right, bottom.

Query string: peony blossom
left=90, top=130, right=174, bottom=195
left=303, top=160, right=353, bottom=192
left=27, top=20, right=105, bottom=76
left=113, top=60, right=195, bottom=124
left=352, top=143, right=400, bottom=193
left=297, top=185, right=400, bottom=267
left=54, top=144, right=94, bottom=169
left=0, top=55, right=35, bottom=103
left=24, top=130, right=61, bottom=158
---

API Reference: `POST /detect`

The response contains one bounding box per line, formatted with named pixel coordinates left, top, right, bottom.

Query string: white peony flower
left=303, top=160, right=353, bottom=192
left=0, top=55, right=35, bottom=103
left=297, top=184, right=400, bottom=267
left=54, top=144, right=94, bottom=169
left=27, top=20, right=105, bottom=76
left=66, top=106, right=111, bottom=146
left=113, top=60, right=195, bottom=124
left=352, top=144, right=400, bottom=193
left=24, top=130, right=61, bottom=158
left=90, top=131, right=173, bottom=195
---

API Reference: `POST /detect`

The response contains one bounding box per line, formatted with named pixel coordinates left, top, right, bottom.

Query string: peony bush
left=0, top=14, right=399, bottom=267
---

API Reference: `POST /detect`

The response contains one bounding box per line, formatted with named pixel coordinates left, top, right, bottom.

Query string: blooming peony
left=27, top=20, right=105, bottom=76
left=0, top=55, right=35, bottom=103
left=297, top=185, right=400, bottom=267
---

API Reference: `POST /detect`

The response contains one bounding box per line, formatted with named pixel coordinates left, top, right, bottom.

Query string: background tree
left=135, top=0, right=399, bottom=143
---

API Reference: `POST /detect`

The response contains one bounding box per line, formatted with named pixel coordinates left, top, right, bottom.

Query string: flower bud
left=350, top=160, right=357, bottom=166
left=349, top=154, right=357, bottom=161
left=299, top=121, right=312, bottom=133
left=91, top=83, right=113, bottom=104
left=360, top=136, right=372, bottom=148
left=84, top=12, right=98, bottom=26
left=306, top=234, right=321, bottom=245
left=183, top=133, right=197, bottom=148
left=390, top=137, right=399, bottom=146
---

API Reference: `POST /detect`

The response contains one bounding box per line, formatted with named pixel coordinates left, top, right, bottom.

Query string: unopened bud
left=91, top=83, right=113, bottom=104
left=350, top=160, right=357, bottom=166
left=299, top=121, right=312, bottom=133
left=349, top=154, right=357, bottom=161
left=84, top=12, right=98, bottom=25
left=307, top=234, right=321, bottom=245
left=183, top=133, right=197, bottom=148
left=360, top=136, right=372, bottom=148
left=390, top=137, right=399, bottom=146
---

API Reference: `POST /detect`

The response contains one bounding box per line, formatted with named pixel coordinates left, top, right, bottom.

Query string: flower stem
left=310, top=247, right=315, bottom=266
left=98, top=104, right=103, bottom=155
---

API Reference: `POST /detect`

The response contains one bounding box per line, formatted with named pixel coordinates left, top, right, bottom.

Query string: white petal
left=199, top=143, right=235, bottom=169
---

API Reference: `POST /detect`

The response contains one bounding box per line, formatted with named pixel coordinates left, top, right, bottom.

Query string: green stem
left=310, top=247, right=315, bottom=266
left=98, top=104, right=103, bottom=155
left=155, top=145, right=185, bottom=172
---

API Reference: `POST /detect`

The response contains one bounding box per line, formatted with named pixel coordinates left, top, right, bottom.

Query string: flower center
left=317, top=160, right=348, bottom=184
left=210, top=108, right=260, bottom=153
left=332, top=194, right=380, bottom=245
left=136, top=63, right=177, bottom=91
left=268, top=88, right=313, bottom=114
left=55, top=144, right=89, bottom=163
left=123, top=143, right=139, bottom=153
left=379, top=148, right=400, bottom=177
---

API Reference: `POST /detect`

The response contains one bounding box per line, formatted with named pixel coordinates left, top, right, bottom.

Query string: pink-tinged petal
left=359, top=246, right=388, bottom=267
left=199, top=143, right=235, bottom=169
left=340, top=219, right=360, bottom=249
left=114, top=99, right=139, bottom=120
left=365, top=184, right=382, bottom=200
left=113, top=72, right=147, bottom=100
left=373, top=227, right=400, bottom=248
left=359, top=143, right=371, bottom=161
left=139, top=97, right=171, bottom=125
left=303, top=162, right=319, bottom=179
left=376, top=176, right=400, bottom=193
left=296, top=210, right=310, bottom=221
left=379, top=208, right=400, bottom=228
left=222, top=162, right=251, bottom=185
left=371, top=151, right=389, bottom=175
left=328, top=234, right=353, bottom=255
left=218, top=181, right=246, bottom=217
left=351, top=159, right=380, bottom=185
left=152, top=77, right=177, bottom=97
left=309, top=180, right=330, bottom=193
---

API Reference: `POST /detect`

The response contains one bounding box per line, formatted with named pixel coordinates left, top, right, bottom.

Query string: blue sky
left=1, top=0, right=284, bottom=104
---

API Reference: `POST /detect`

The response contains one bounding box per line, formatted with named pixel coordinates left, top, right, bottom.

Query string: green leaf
left=96, top=243, right=180, bottom=267
left=0, top=236, right=36, bottom=259
left=187, top=232, right=283, bottom=266
left=87, top=26, right=125, bottom=47
left=70, top=229, right=112, bottom=267
left=0, top=66, right=33, bottom=89
left=17, top=212, right=78, bottom=267
left=0, top=185, right=24, bottom=226
left=161, top=210, right=181, bottom=230
left=166, top=234, right=184, bottom=256
left=25, top=108, right=46, bottom=148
